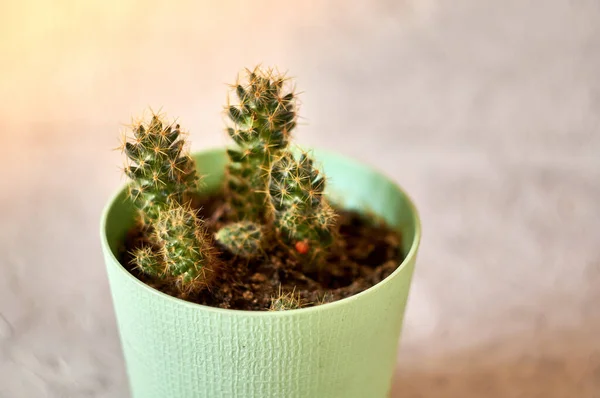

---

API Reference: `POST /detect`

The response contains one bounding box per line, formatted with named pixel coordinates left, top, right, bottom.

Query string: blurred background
left=1, top=0, right=599, bottom=396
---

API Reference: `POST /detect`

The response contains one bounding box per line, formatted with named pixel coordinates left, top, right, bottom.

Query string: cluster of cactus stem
left=121, top=66, right=338, bottom=301
left=217, top=67, right=337, bottom=267
left=122, top=114, right=218, bottom=293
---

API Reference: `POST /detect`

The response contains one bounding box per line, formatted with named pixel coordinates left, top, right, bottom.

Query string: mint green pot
left=100, top=148, right=421, bottom=398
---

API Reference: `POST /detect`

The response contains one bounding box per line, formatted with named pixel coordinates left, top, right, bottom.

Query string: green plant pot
left=100, top=148, right=421, bottom=398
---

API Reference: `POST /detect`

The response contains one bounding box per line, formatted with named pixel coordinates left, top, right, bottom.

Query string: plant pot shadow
left=390, top=327, right=600, bottom=397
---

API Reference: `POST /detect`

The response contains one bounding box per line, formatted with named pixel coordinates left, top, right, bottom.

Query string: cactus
left=224, top=66, right=298, bottom=222
left=214, top=221, right=265, bottom=259
left=122, top=112, right=218, bottom=293
left=121, top=113, right=199, bottom=223
left=130, top=203, right=219, bottom=293
left=268, top=151, right=337, bottom=269
left=269, top=288, right=304, bottom=311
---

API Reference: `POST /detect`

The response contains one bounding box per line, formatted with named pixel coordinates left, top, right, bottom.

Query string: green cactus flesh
left=214, top=221, right=265, bottom=259
left=225, top=66, right=298, bottom=222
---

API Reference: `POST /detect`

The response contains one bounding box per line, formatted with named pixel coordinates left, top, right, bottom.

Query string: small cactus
left=269, top=288, right=304, bottom=311
left=130, top=203, right=219, bottom=293
left=122, top=112, right=218, bottom=293
left=268, top=151, right=337, bottom=269
left=121, top=113, right=199, bottom=223
left=214, top=221, right=265, bottom=259
left=224, top=66, right=298, bottom=222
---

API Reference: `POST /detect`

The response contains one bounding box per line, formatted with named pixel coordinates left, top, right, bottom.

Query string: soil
left=119, top=193, right=405, bottom=311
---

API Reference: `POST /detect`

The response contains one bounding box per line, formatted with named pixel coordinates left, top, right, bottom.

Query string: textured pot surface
left=100, top=148, right=421, bottom=398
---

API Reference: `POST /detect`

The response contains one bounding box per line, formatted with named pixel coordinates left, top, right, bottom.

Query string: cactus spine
left=268, top=151, right=337, bottom=269
left=214, top=221, right=265, bottom=259
left=123, top=113, right=218, bottom=292
left=224, top=66, right=297, bottom=222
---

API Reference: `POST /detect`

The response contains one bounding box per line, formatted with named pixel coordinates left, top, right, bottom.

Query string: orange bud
left=295, top=240, right=309, bottom=254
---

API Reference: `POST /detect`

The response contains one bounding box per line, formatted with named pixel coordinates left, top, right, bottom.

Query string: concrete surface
left=1, top=0, right=599, bottom=396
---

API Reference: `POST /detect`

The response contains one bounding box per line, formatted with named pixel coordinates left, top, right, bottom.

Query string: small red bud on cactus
left=295, top=240, right=310, bottom=255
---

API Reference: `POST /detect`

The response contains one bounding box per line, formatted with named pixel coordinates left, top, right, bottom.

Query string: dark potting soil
left=119, top=194, right=405, bottom=311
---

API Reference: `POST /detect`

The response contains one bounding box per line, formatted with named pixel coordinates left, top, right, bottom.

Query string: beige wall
left=0, top=1, right=434, bottom=146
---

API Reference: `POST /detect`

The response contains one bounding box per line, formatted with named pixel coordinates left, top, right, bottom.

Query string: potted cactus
left=100, top=67, right=421, bottom=398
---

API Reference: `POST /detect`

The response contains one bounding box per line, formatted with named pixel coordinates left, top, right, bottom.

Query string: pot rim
left=100, top=147, right=421, bottom=316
